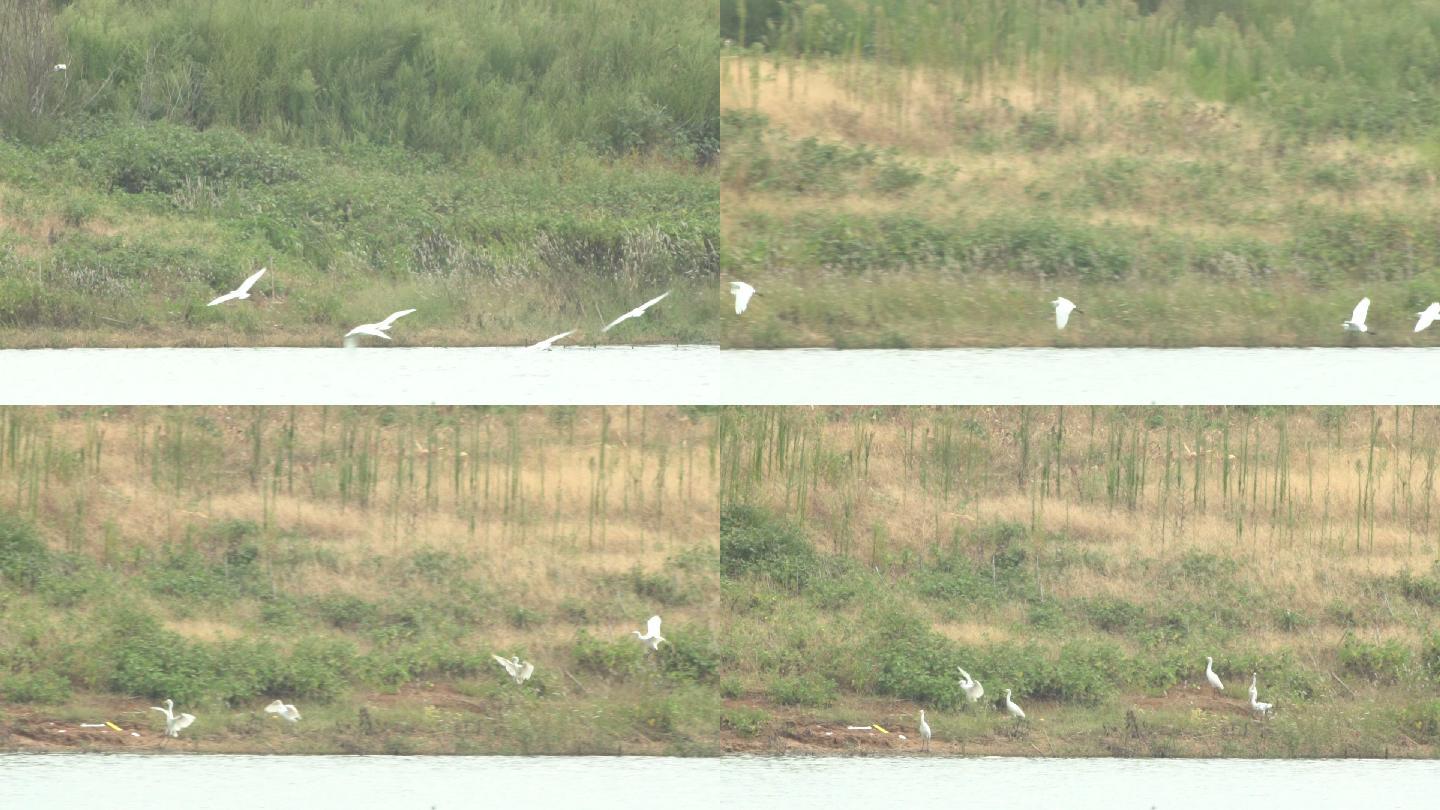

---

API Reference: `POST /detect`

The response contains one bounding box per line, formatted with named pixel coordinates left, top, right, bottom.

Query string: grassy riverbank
left=718, top=407, right=1440, bottom=757
left=0, top=407, right=720, bottom=755
left=721, top=1, right=1440, bottom=348
left=0, top=0, right=718, bottom=347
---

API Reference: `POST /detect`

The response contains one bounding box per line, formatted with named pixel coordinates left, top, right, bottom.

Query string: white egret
left=1342, top=297, right=1374, bottom=333
left=53, top=64, right=66, bottom=72
left=150, top=699, right=196, bottom=738
left=957, top=667, right=984, bottom=703
left=1004, top=689, right=1026, bottom=720
left=1415, top=303, right=1440, bottom=333
left=631, top=614, right=667, bottom=651
left=918, top=709, right=931, bottom=752
left=1205, top=656, right=1224, bottom=691
left=529, top=329, right=576, bottom=350
left=264, top=699, right=301, bottom=723
left=345, top=309, right=416, bottom=341
left=1051, top=297, right=1080, bottom=330
left=730, top=281, right=756, bottom=315
left=492, top=654, right=534, bottom=685
left=206, top=267, right=267, bottom=306
left=1248, top=672, right=1258, bottom=703
left=602, top=291, right=670, bottom=332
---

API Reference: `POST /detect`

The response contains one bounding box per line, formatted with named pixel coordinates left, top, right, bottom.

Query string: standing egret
left=492, top=654, right=534, bottom=685
left=631, top=615, right=667, bottom=651
left=1205, top=656, right=1224, bottom=691
left=957, top=667, right=984, bottom=703
left=529, top=330, right=576, bottom=350
left=1248, top=676, right=1274, bottom=717
left=264, top=699, right=301, bottom=723
left=730, top=281, right=757, bottom=315
left=1003, top=689, right=1026, bottom=720
left=918, top=710, right=931, bottom=752
left=1415, top=303, right=1440, bottom=333
left=150, top=699, right=196, bottom=738
left=602, top=291, right=670, bottom=332
left=1051, top=297, right=1080, bottom=330
left=1342, top=297, right=1375, bottom=333
left=345, top=309, right=416, bottom=341
left=206, top=267, right=267, bottom=306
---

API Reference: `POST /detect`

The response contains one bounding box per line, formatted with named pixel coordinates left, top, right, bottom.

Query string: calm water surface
left=2, top=754, right=1438, bottom=809
left=1, top=346, right=1439, bottom=404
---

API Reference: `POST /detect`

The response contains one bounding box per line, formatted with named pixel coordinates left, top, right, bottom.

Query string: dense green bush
left=1338, top=634, right=1413, bottom=684
left=58, top=122, right=300, bottom=194
left=768, top=673, right=838, bottom=707
left=573, top=630, right=643, bottom=679
left=0, top=670, right=71, bottom=704
left=720, top=504, right=818, bottom=589
left=0, top=511, right=51, bottom=590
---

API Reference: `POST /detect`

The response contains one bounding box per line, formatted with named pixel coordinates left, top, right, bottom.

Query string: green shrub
left=0, top=670, right=71, bottom=704
left=62, top=122, right=300, bottom=194
left=768, top=674, right=838, bottom=707
left=100, top=608, right=212, bottom=705
left=0, top=511, right=51, bottom=590
left=721, top=706, right=768, bottom=736
left=1338, top=634, right=1413, bottom=684
left=1403, top=700, right=1440, bottom=743
left=660, top=627, right=722, bottom=684
left=1085, top=596, right=1146, bottom=633
left=573, top=630, right=643, bottom=679
left=314, top=594, right=382, bottom=630
left=720, top=504, right=818, bottom=589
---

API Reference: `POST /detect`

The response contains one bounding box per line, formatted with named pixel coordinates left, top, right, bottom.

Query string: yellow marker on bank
left=105, top=722, right=123, bottom=732
left=871, top=724, right=889, bottom=734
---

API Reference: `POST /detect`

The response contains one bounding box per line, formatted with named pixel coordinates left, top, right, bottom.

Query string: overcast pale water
left=2, top=754, right=1438, bottom=809
left=1, top=347, right=1439, bottom=404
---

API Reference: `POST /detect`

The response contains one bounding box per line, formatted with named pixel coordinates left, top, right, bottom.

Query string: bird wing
left=731, top=282, right=755, bottom=314
left=346, top=325, right=391, bottom=339
left=492, top=654, right=518, bottom=676
left=174, top=714, right=196, bottom=731
left=519, top=661, right=534, bottom=681
left=601, top=311, right=632, bottom=332
left=377, top=309, right=417, bottom=329
left=235, top=267, right=267, bottom=295
left=530, top=330, right=576, bottom=349
left=150, top=706, right=169, bottom=717
left=1351, top=297, right=1370, bottom=324
left=646, top=615, right=663, bottom=638
left=207, top=291, right=240, bottom=306
left=638, top=291, right=671, bottom=313
left=265, top=700, right=284, bottom=714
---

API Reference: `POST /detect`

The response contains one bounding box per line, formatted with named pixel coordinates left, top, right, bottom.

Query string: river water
left=2, top=754, right=1437, bottom=809
left=1, top=347, right=1439, bottom=404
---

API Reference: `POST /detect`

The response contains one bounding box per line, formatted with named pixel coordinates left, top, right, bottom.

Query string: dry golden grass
left=1, top=406, right=717, bottom=613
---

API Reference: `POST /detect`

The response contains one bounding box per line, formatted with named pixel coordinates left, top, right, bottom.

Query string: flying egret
left=345, top=309, right=416, bottom=341
left=1205, top=656, right=1224, bottom=691
left=206, top=267, right=267, bottom=306
left=631, top=615, right=667, bottom=651
left=492, top=654, right=534, bottom=685
left=1415, top=303, right=1440, bottom=333
left=150, top=699, right=196, bottom=738
left=529, top=330, right=576, bottom=350
left=1004, top=689, right=1026, bottom=720
left=1342, top=297, right=1374, bottom=334
left=918, top=709, right=931, bottom=752
left=1051, top=297, right=1080, bottom=330
left=957, top=667, right=984, bottom=703
left=730, top=281, right=757, bottom=315
left=602, top=291, right=670, bottom=332
left=264, top=699, right=301, bottom=723
left=53, top=64, right=66, bottom=71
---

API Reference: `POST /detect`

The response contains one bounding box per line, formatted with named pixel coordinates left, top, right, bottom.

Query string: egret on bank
left=1415, top=303, right=1440, bottom=333
left=493, top=654, right=534, bottom=685
left=1205, top=656, right=1224, bottom=691
left=1249, top=674, right=1274, bottom=717
left=730, top=281, right=756, bottom=315
left=345, top=309, right=416, bottom=341
left=632, top=615, right=667, bottom=651
left=1004, top=689, right=1026, bottom=720
left=1342, top=297, right=1374, bottom=334
left=207, top=267, right=267, bottom=306
left=602, top=292, right=670, bottom=332
left=529, top=330, right=576, bottom=350
left=150, top=699, right=196, bottom=738
left=957, top=667, right=984, bottom=703
left=918, top=709, right=931, bottom=752
left=264, top=699, right=301, bottom=723
left=1051, top=297, right=1080, bottom=330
